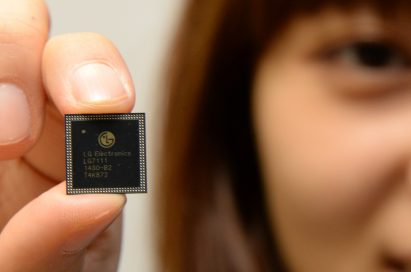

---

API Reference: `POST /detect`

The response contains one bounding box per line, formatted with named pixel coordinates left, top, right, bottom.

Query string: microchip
left=65, top=113, right=147, bottom=194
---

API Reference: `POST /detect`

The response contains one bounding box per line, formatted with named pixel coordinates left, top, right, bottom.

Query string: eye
left=326, top=41, right=410, bottom=70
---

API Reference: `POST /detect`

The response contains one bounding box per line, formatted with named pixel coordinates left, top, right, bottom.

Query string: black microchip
left=65, top=113, right=147, bottom=194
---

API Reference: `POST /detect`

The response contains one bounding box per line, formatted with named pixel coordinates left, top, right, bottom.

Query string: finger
left=24, top=32, right=135, bottom=182
left=0, top=0, right=49, bottom=160
left=43, top=32, right=135, bottom=114
left=0, top=182, right=126, bottom=272
left=83, top=213, right=123, bottom=272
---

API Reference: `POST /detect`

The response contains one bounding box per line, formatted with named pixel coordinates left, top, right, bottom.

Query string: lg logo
left=98, top=131, right=116, bottom=148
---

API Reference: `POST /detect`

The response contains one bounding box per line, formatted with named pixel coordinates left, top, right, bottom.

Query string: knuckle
left=0, top=17, right=47, bottom=45
left=0, top=20, right=44, bottom=80
left=0, top=0, right=49, bottom=44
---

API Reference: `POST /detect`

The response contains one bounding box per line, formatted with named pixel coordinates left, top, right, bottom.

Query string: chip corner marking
left=64, top=114, right=77, bottom=122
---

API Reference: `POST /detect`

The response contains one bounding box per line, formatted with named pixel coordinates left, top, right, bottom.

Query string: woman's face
left=253, top=6, right=411, bottom=271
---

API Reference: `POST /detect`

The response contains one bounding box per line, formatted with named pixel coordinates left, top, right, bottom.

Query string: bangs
left=271, top=0, right=411, bottom=13
left=250, top=0, right=411, bottom=53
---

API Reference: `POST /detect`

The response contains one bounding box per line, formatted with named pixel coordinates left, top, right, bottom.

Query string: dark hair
left=159, top=0, right=409, bottom=271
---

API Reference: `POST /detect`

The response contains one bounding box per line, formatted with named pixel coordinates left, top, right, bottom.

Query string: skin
left=0, top=0, right=135, bottom=271
left=6, top=2, right=411, bottom=271
left=253, top=6, right=411, bottom=272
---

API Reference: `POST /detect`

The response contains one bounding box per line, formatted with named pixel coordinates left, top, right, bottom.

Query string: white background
left=45, top=1, right=186, bottom=271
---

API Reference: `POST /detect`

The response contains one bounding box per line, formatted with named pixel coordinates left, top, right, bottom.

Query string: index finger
left=0, top=0, right=49, bottom=159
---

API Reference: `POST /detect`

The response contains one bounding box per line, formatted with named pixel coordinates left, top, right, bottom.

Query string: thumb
left=0, top=182, right=125, bottom=272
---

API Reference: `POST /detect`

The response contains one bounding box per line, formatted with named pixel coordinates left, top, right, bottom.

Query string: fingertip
left=0, top=0, right=51, bottom=159
left=0, top=181, right=126, bottom=271
left=46, top=182, right=126, bottom=223
left=43, top=33, right=135, bottom=115
left=0, top=82, right=44, bottom=160
left=42, top=182, right=126, bottom=254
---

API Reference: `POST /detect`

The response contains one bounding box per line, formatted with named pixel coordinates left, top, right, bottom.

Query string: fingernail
left=72, top=63, right=129, bottom=104
left=0, top=84, right=31, bottom=144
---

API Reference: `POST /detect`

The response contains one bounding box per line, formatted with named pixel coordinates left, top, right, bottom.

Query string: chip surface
left=65, top=113, right=147, bottom=194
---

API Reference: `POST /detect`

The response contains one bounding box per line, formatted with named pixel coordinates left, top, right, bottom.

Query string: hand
left=0, top=1, right=136, bottom=271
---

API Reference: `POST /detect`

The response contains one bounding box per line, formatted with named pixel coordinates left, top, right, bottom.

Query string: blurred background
left=45, top=1, right=186, bottom=271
